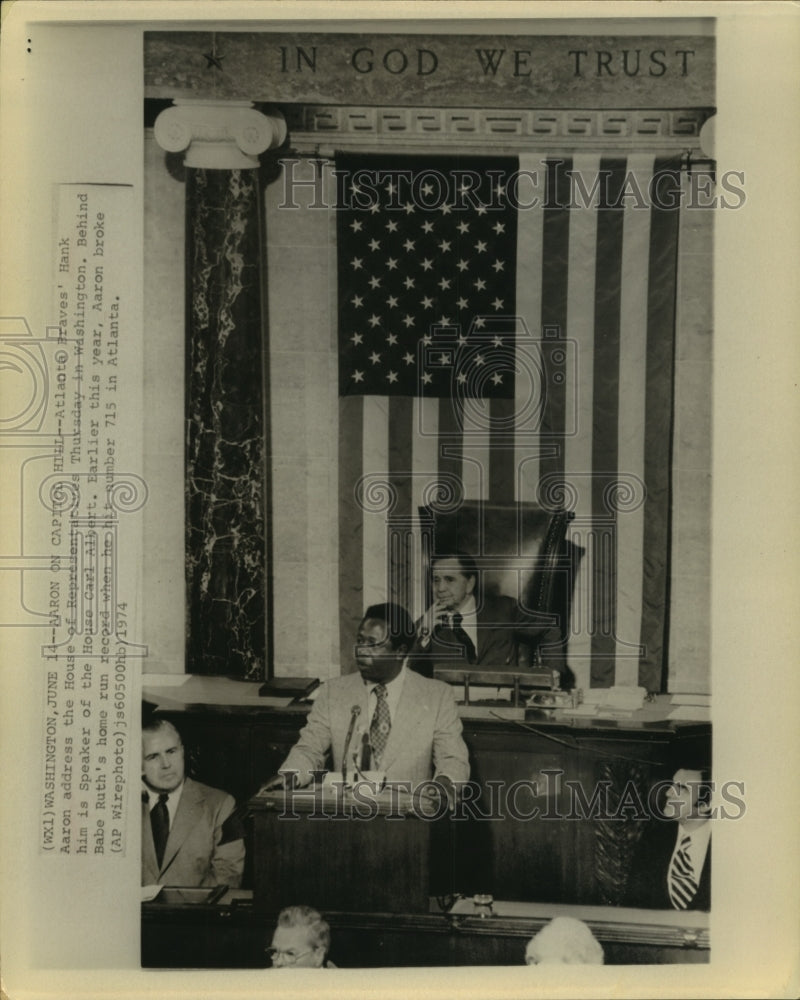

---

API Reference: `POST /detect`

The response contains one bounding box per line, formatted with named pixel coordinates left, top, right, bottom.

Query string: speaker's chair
left=413, top=501, right=575, bottom=689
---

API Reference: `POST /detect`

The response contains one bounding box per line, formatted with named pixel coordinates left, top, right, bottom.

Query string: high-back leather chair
left=415, top=501, right=575, bottom=685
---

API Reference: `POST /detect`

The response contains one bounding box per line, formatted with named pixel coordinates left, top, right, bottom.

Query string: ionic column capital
left=154, top=100, right=287, bottom=169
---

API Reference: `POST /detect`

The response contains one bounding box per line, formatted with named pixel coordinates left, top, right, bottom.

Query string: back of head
left=525, top=917, right=604, bottom=965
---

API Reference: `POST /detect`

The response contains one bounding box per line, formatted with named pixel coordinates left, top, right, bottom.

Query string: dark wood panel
left=252, top=791, right=439, bottom=915
left=141, top=902, right=268, bottom=968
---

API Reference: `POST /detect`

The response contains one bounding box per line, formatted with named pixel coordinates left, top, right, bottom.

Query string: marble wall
left=184, top=167, right=266, bottom=679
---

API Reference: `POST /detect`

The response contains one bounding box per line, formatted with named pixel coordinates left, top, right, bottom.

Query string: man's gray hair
left=276, top=905, right=330, bottom=954
left=525, top=916, right=604, bottom=965
left=142, top=717, right=182, bottom=741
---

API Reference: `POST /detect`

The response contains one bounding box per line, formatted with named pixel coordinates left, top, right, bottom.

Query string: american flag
left=335, top=153, right=682, bottom=691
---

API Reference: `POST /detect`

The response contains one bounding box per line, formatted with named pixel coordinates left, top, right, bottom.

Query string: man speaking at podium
left=270, top=603, right=469, bottom=797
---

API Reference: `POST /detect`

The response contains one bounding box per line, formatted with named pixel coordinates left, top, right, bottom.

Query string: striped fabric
left=337, top=153, right=681, bottom=689
left=369, top=684, right=391, bottom=765
left=668, top=833, right=698, bottom=909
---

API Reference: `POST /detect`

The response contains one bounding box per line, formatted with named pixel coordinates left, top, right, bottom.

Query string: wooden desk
left=141, top=890, right=264, bottom=968
left=249, top=785, right=451, bottom=914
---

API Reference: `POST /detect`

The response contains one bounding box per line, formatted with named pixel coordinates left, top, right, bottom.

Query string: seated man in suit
left=141, top=718, right=245, bottom=887
left=628, top=766, right=712, bottom=911
left=269, top=602, right=469, bottom=798
left=412, top=552, right=562, bottom=674
left=267, top=905, right=335, bottom=969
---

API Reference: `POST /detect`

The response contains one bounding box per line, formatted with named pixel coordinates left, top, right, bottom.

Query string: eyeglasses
left=266, top=946, right=314, bottom=965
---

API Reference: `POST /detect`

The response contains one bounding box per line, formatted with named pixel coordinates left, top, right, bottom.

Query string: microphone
left=341, top=704, right=361, bottom=787
left=360, top=731, right=371, bottom=773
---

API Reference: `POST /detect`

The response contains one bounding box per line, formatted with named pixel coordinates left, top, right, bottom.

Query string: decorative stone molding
left=699, top=113, right=716, bottom=157
left=284, top=105, right=714, bottom=153
left=154, top=99, right=287, bottom=168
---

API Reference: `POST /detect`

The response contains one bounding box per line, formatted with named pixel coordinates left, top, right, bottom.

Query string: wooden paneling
left=252, top=792, right=436, bottom=915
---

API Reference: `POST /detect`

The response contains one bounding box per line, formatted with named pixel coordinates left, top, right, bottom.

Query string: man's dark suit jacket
left=412, top=594, right=561, bottom=674
left=628, top=820, right=711, bottom=911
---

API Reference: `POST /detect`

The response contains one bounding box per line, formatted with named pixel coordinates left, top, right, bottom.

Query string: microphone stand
left=341, top=704, right=361, bottom=787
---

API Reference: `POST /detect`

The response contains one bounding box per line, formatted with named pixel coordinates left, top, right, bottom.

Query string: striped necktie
left=668, top=833, right=698, bottom=909
left=369, top=684, right=391, bottom=765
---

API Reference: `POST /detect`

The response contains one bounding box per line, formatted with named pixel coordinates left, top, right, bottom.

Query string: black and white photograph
left=0, top=3, right=798, bottom=999
left=139, top=19, right=717, bottom=969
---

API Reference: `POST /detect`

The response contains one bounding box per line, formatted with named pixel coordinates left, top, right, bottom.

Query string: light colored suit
left=279, top=668, right=470, bottom=787
left=141, top=777, right=245, bottom=887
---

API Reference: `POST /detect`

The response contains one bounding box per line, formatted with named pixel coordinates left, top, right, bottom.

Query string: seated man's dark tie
left=452, top=612, right=477, bottom=664
left=151, top=793, right=170, bottom=869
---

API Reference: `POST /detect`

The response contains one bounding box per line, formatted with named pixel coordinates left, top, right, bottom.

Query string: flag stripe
left=339, top=394, right=365, bottom=672
left=515, top=155, right=546, bottom=504
left=590, top=158, right=628, bottom=685
left=489, top=397, right=516, bottom=502
left=461, top=400, right=488, bottom=501
left=615, top=154, right=655, bottom=687
left=540, top=157, right=572, bottom=489
left=388, top=395, right=414, bottom=612
left=563, top=153, right=601, bottom=691
left=639, top=157, right=682, bottom=691
left=438, top=395, right=463, bottom=491
left=363, top=396, right=390, bottom=610
left=410, top=398, right=439, bottom=615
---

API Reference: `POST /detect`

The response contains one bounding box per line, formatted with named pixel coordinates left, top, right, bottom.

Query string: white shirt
left=143, top=780, right=184, bottom=831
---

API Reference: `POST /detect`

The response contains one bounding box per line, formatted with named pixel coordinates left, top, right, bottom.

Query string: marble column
left=155, top=101, right=286, bottom=678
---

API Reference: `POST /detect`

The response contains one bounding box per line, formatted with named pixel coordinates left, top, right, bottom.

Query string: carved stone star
left=203, top=51, right=224, bottom=71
